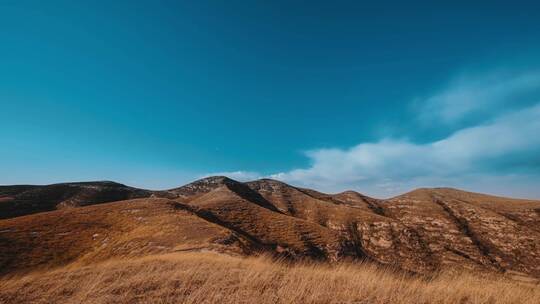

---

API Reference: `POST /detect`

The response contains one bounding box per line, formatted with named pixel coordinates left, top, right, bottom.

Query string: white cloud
left=419, top=70, right=540, bottom=124
left=205, top=69, right=540, bottom=199
left=269, top=103, right=540, bottom=198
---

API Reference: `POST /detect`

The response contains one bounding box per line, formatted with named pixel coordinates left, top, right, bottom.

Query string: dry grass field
left=1, top=251, right=538, bottom=304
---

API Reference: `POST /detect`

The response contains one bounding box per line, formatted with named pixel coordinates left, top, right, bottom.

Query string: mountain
left=385, top=188, right=540, bottom=276
left=1, top=177, right=539, bottom=281
left=0, top=181, right=156, bottom=219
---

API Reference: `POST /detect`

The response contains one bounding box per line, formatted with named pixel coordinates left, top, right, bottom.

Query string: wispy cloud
left=270, top=103, right=540, bottom=197
left=206, top=68, right=540, bottom=198
left=418, top=69, right=540, bottom=124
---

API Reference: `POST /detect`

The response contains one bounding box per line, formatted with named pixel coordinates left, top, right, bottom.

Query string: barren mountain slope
left=170, top=177, right=434, bottom=272
left=0, top=177, right=539, bottom=280
left=0, top=181, right=155, bottom=219
left=246, top=179, right=435, bottom=272
left=385, top=188, right=540, bottom=278
left=0, top=198, right=242, bottom=274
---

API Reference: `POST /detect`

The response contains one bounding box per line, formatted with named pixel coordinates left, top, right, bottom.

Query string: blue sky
left=2, top=1, right=540, bottom=198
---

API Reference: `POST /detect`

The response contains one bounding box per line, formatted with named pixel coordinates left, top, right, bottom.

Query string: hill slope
left=0, top=181, right=154, bottom=219
left=1, top=177, right=539, bottom=280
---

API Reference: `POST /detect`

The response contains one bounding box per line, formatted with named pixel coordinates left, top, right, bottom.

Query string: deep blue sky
left=2, top=1, right=540, bottom=197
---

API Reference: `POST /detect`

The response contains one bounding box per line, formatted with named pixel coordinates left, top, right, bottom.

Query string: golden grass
left=1, top=252, right=538, bottom=304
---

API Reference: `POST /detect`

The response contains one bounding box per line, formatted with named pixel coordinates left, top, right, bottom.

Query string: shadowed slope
left=246, top=179, right=435, bottom=272
left=169, top=176, right=280, bottom=212
left=386, top=188, right=540, bottom=278
left=180, top=185, right=347, bottom=260
left=0, top=181, right=154, bottom=219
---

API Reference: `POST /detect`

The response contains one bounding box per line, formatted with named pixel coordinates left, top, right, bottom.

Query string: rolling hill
left=1, top=176, right=539, bottom=281
left=0, top=181, right=155, bottom=219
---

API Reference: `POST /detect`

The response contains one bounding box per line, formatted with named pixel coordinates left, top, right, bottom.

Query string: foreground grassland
left=1, top=252, right=538, bottom=304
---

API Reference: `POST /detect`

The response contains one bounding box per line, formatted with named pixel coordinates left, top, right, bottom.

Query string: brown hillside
left=0, top=197, right=242, bottom=274
left=0, top=181, right=154, bottom=219
left=386, top=188, right=540, bottom=277
left=0, top=177, right=539, bottom=281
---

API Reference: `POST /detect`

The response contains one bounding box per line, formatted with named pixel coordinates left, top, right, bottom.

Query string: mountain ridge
left=1, top=176, right=539, bottom=280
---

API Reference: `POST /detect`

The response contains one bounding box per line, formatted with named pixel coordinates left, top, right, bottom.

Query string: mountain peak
left=168, top=176, right=240, bottom=197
